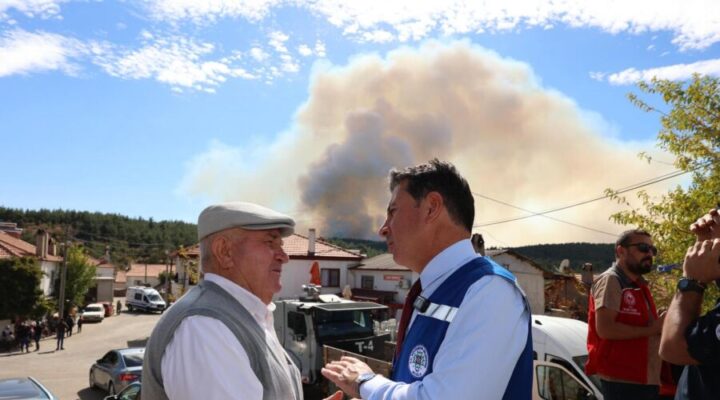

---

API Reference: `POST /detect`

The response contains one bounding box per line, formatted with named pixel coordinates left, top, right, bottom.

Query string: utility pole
left=58, top=241, right=69, bottom=319
left=165, top=250, right=171, bottom=301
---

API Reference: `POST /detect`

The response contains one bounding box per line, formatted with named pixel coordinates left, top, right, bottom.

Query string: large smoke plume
left=180, top=41, right=678, bottom=245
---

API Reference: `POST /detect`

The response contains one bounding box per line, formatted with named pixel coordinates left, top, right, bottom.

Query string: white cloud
left=361, top=30, right=395, bottom=43
left=142, top=0, right=281, bottom=24
left=605, top=59, right=720, bottom=85
left=144, top=0, right=720, bottom=50
left=0, top=0, right=66, bottom=20
left=93, top=35, right=257, bottom=91
left=314, top=40, right=326, bottom=57
left=588, top=71, right=606, bottom=81
left=0, top=29, right=88, bottom=77
left=250, top=47, right=269, bottom=62
left=298, top=44, right=313, bottom=57
left=268, top=30, right=289, bottom=53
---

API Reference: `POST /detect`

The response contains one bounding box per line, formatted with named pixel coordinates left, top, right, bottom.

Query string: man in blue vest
left=322, top=159, right=533, bottom=399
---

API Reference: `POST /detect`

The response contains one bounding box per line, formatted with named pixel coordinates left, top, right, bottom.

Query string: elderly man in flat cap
left=143, top=202, right=341, bottom=400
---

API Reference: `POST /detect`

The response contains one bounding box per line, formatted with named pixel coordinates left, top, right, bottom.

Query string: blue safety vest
left=391, top=257, right=533, bottom=399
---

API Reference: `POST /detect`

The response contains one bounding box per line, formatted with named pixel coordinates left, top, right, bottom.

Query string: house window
left=321, top=269, right=340, bottom=287
left=361, top=275, right=374, bottom=290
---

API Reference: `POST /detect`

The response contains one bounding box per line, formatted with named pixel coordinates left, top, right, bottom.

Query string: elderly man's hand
left=683, top=238, right=720, bottom=284
left=690, top=208, right=720, bottom=242
left=321, top=356, right=375, bottom=399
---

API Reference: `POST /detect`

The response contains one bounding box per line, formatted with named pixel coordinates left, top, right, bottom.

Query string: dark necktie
left=395, top=279, right=422, bottom=358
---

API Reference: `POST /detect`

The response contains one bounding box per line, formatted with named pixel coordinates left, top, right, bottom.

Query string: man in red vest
left=586, top=229, right=665, bottom=400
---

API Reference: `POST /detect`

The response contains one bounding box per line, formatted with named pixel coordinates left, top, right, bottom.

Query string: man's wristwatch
left=677, top=278, right=706, bottom=294
left=356, top=372, right=377, bottom=390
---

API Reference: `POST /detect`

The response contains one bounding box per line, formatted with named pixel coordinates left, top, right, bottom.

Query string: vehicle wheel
left=127, top=305, right=133, bottom=312
left=89, top=371, right=96, bottom=389
left=108, top=381, right=115, bottom=395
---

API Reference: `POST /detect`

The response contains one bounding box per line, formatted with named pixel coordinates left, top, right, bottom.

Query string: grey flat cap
left=198, top=202, right=295, bottom=240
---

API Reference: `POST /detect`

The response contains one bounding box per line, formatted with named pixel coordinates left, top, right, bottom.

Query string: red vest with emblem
left=585, top=266, right=658, bottom=384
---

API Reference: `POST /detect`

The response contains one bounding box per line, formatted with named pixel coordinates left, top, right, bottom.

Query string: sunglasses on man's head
left=625, top=243, right=658, bottom=256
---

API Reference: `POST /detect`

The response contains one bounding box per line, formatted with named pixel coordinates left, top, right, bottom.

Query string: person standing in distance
left=322, top=159, right=533, bottom=399
left=586, top=229, right=665, bottom=400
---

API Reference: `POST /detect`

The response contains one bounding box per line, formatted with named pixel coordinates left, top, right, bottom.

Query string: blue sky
left=1, top=1, right=719, bottom=246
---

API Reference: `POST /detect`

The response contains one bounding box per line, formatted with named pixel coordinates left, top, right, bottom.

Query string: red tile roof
left=0, top=231, right=62, bottom=262
left=283, top=233, right=362, bottom=259
left=126, top=263, right=170, bottom=278
left=115, top=270, right=127, bottom=284
left=171, top=233, right=362, bottom=261
left=352, top=253, right=410, bottom=271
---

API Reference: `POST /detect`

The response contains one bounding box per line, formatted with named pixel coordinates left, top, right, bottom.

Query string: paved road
left=0, top=308, right=160, bottom=400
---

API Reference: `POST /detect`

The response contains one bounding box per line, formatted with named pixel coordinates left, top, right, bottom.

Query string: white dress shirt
left=361, top=239, right=530, bottom=400
left=161, top=273, right=290, bottom=400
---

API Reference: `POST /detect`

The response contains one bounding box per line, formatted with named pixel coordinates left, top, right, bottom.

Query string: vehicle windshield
left=572, top=355, right=602, bottom=390
left=0, top=378, right=50, bottom=399
left=85, top=306, right=103, bottom=312
left=148, top=294, right=163, bottom=302
left=123, top=353, right=144, bottom=367
left=314, top=309, right=374, bottom=339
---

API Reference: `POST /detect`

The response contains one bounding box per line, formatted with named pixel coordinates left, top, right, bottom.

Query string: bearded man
left=586, top=229, right=665, bottom=400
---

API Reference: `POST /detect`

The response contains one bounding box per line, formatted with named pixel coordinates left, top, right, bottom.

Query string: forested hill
left=330, top=238, right=615, bottom=272
left=511, top=242, right=615, bottom=272
left=0, top=206, right=196, bottom=266
left=1, top=206, right=614, bottom=272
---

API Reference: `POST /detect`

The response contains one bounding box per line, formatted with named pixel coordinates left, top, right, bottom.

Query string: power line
left=472, top=192, right=618, bottom=237
left=474, top=168, right=689, bottom=228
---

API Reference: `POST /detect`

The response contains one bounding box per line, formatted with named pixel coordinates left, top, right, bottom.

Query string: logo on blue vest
left=408, top=344, right=429, bottom=378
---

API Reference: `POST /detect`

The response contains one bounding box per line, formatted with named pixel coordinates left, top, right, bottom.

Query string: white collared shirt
left=160, top=273, right=286, bottom=400
left=361, top=239, right=530, bottom=400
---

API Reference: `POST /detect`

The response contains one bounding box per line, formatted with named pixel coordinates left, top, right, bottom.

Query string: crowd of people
left=1, top=313, right=85, bottom=353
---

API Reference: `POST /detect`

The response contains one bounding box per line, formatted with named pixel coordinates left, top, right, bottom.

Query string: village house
left=348, top=253, right=419, bottom=317
left=0, top=226, right=62, bottom=296
left=485, top=248, right=552, bottom=315
left=125, top=263, right=169, bottom=289
left=170, top=229, right=363, bottom=300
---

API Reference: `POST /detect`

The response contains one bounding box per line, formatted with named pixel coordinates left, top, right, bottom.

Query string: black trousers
left=601, top=379, right=659, bottom=400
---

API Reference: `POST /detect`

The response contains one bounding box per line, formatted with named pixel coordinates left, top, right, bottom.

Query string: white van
left=125, top=287, right=166, bottom=313
left=531, top=314, right=603, bottom=400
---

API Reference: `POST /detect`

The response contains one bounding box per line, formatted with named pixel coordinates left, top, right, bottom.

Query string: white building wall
left=347, top=270, right=416, bottom=300
left=276, top=259, right=360, bottom=300
left=39, top=260, right=58, bottom=296
left=490, top=253, right=546, bottom=315
left=128, top=276, right=160, bottom=288
left=96, top=265, right=114, bottom=278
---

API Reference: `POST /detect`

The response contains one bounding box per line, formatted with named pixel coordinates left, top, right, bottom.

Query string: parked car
left=89, top=348, right=144, bottom=395
left=101, top=302, right=114, bottom=317
left=0, top=377, right=58, bottom=399
left=82, top=303, right=105, bottom=322
left=126, top=286, right=166, bottom=313
left=531, top=314, right=602, bottom=400
left=104, top=381, right=140, bottom=400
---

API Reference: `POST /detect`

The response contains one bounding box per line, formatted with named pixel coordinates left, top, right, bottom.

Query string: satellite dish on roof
left=559, top=259, right=570, bottom=274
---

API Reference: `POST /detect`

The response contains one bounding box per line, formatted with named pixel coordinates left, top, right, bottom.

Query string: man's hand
left=690, top=208, right=720, bottom=242
left=683, top=238, right=720, bottom=284
left=321, top=356, right=375, bottom=399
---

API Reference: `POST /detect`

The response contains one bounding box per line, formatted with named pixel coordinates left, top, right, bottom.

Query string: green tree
left=0, top=257, right=44, bottom=319
left=55, top=245, right=97, bottom=309
left=607, top=75, right=720, bottom=311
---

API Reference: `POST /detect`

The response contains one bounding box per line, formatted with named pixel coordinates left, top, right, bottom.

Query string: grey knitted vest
left=142, top=280, right=303, bottom=400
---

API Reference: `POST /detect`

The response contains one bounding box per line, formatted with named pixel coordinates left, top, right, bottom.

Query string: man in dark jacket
left=660, top=208, right=720, bottom=400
